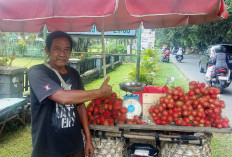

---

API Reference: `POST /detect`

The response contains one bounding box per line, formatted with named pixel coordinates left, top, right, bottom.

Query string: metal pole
left=136, top=25, right=142, bottom=82
left=130, top=38, right=133, bottom=61
left=101, top=18, right=106, bottom=79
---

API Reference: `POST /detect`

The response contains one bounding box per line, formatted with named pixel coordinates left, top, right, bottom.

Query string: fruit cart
left=87, top=81, right=232, bottom=157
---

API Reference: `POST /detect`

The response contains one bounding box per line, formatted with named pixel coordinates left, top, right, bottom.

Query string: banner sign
left=67, top=25, right=136, bottom=37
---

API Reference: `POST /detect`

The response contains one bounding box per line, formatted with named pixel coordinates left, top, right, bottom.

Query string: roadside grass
left=0, top=125, right=32, bottom=157
left=211, top=133, right=232, bottom=157
left=153, top=52, right=189, bottom=92
left=84, top=63, right=134, bottom=99
left=1, top=57, right=232, bottom=157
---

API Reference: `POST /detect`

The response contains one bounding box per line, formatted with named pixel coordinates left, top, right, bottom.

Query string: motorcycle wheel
left=219, top=80, right=225, bottom=94
left=199, top=63, right=204, bottom=73
left=177, top=56, right=181, bottom=62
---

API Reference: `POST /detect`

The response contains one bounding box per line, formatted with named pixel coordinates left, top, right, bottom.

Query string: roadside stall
left=87, top=80, right=231, bottom=156
left=0, top=0, right=228, bottom=79
left=0, top=0, right=229, bottom=156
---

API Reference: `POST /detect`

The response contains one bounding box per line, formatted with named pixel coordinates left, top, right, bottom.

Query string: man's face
left=46, top=37, right=71, bottom=69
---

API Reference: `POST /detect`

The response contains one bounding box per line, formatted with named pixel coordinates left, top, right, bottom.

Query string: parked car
left=199, top=44, right=232, bottom=73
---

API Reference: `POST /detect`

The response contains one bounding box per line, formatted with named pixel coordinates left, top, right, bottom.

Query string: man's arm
left=77, top=104, right=94, bottom=157
left=48, top=76, right=112, bottom=105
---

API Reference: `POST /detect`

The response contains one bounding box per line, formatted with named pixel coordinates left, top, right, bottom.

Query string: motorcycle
left=175, top=54, right=183, bottom=62
left=175, top=47, right=184, bottom=62
left=162, top=53, right=170, bottom=63
left=209, top=68, right=231, bottom=94
left=160, top=49, right=170, bottom=63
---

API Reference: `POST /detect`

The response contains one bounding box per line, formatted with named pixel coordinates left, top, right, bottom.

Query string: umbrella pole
left=101, top=18, right=106, bottom=79
left=136, top=25, right=142, bottom=82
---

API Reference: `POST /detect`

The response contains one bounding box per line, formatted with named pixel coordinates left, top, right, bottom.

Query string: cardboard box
left=142, top=93, right=166, bottom=125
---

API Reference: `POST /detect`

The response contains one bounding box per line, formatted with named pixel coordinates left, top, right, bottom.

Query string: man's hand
left=99, top=76, right=112, bottom=97
left=85, top=139, right=94, bottom=157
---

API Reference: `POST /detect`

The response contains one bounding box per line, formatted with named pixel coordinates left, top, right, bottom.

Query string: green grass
left=12, top=57, right=44, bottom=69
left=211, top=133, right=232, bottom=157
left=1, top=57, right=232, bottom=157
left=153, top=52, right=189, bottom=92
left=84, top=63, right=134, bottom=99
left=0, top=125, right=32, bottom=157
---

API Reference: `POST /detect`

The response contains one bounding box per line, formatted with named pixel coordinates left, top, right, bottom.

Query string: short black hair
left=46, top=31, right=73, bottom=51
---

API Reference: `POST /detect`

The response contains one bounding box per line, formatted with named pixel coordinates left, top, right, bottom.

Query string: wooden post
left=101, top=18, right=106, bottom=79
left=43, top=25, right=48, bottom=63
left=130, top=38, right=133, bottom=61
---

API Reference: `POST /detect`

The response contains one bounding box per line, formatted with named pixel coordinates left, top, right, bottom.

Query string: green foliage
left=123, top=56, right=137, bottom=62
left=0, top=32, right=44, bottom=57
left=0, top=53, right=16, bottom=66
left=116, top=44, right=126, bottom=53
left=141, top=48, right=157, bottom=72
left=156, top=0, right=232, bottom=51
left=106, top=42, right=126, bottom=54
left=88, top=43, right=102, bottom=52
left=129, top=48, right=158, bottom=85
left=89, top=39, right=127, bottom=54
left=15, top=39, right=28, bottom=56
left=155, top=39, right=160, bottom=47
left=72, top=37, right=90, bottom=52
left=75, top=54, right=86, bottom=60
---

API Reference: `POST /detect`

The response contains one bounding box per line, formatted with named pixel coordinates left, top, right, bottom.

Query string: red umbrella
left=0, top=0, right=228, bottom=32
left=0, top=0, right=228, bottom=78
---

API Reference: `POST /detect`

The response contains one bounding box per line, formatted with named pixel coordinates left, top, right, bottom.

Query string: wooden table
left=89, top=123, right=232, bottom=145
left=0, top=98, right=27, bottom=138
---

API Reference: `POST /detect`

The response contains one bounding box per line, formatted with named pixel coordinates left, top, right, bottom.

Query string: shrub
left=129, top=48, right=159, bottom=85
left=0, top=53, right=16, bottom=66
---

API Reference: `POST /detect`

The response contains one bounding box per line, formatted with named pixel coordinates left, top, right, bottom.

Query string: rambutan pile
left=87, top=92, right=127, bottom=126
left=87, top=92, right=147, bottom=126
left=149, top=81, right=229, bottom=128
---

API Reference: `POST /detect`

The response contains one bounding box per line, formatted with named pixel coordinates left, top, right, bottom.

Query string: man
left=28, top=31, right=112, bottom=157
left=205, top=46, right=216, bottom=80
left=210, top=45, right=229, bottom=79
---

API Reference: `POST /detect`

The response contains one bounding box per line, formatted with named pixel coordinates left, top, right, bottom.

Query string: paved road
left=170, top=53, right=232, bottom=126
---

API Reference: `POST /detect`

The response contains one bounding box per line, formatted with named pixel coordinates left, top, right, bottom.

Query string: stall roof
left=0, top=0, right=228, bottom=32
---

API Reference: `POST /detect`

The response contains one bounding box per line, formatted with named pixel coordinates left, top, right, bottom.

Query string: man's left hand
left=85, top=139, right=94, bottom=157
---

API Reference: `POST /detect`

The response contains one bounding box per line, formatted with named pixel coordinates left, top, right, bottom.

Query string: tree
left=156, top=0, right=232, bottom=52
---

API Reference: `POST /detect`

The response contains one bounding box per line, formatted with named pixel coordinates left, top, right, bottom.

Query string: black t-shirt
left=28, top=64, right=84, bottom=157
